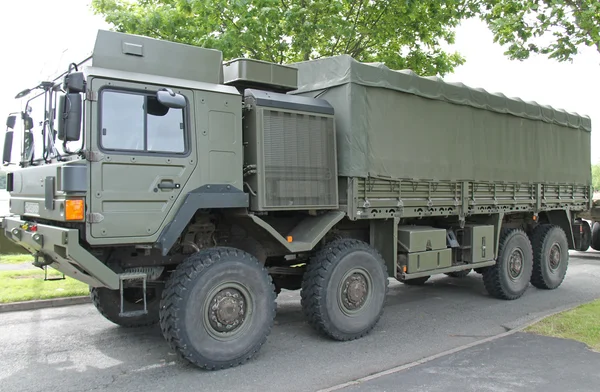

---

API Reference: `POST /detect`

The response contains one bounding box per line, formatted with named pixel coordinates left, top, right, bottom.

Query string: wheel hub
left=341, top=273, right=368, bottom=311
left=549, top=243, right=561, bottom=270
left=208, top=288, right=246, bottom=333
left=508, top=248, right=524, bottom=279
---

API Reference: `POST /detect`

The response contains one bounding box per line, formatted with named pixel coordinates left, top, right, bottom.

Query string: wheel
left=90, top=285, right=162, bottom=328
left=474, top=267, right=488, bottom=275
left=445, top=269, right=472, bottom=278
left=401, top=276, right=430, bottom=285
left=592, top=222, right=600, bottom=251
left=300, top=239, right=388, bottom=341
left=159, top=247, right=276, bottom=370
left=578, top=220, right=591, bottom=251
left=530, top=225, right=569, bottom=290
left=482, top=228, right=533, bottom=300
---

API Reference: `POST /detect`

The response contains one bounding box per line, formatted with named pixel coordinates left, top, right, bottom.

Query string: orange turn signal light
left=65, top=199, right=85, bottom=221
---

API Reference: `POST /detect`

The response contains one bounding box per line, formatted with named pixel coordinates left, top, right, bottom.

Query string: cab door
left=87, top=78, right=197, bottom=243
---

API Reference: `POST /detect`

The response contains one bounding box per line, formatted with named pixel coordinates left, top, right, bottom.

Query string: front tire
left=90, top=286, right=162, bottom=328
left=159, top=248, right=276, bottom=370
left=301, top=239, right=388, bottom=341
left=530, top=225, right=569, bottom=290
left=482, top=228, right=533, bottom=300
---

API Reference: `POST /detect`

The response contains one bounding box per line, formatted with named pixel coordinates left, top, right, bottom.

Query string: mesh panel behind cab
left=262, top=110, right=337, bottom=209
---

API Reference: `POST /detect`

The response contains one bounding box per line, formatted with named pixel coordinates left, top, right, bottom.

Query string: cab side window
left=100, top=89, right=186, bottom=154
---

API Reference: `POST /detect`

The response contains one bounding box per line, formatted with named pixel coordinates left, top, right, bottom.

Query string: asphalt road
left=342, top=332, right=600, bottom=392
left=2, top=251, right=600, bottom=392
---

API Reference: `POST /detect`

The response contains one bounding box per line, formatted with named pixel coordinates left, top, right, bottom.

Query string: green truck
left=1, top=30, right=593, bottom=370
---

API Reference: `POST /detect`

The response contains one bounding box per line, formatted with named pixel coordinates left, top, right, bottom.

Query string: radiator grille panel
left=262, top=110, right=337, bottom=209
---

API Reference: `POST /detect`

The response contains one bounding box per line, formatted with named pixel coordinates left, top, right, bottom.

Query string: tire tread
left=300, top=239, right=388, bottom=341
left=482, top=228, right=532, bottom=300
left=159, top=247, right=276, bottom=370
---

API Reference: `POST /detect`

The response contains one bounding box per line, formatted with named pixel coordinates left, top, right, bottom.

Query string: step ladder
left=118, top=272, right=148, bottom=318
left=43, top=265, right=65, bottom=281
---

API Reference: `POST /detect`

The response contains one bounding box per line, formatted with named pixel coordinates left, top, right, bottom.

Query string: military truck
left=573, top=200, right=600, bottom=251
left=1, top=30, right=592, bottom=370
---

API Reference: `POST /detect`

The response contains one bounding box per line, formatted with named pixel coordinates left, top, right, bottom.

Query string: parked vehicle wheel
left=159, top=247, right=276, bottom=370
left=90, top=286, right=162, bottom=328
left=301, top=239, right=388, bottom=341
left=401, top=276, right=430, bottom=285
left=530, top=224, right=569, bottom=290
left=445, top=269, right=472, bottom=278
left=578, top=220, right=591, bottom=251
left=482, top=228, right=533, bottom=300
left=591, top=222, right=600, bottom=251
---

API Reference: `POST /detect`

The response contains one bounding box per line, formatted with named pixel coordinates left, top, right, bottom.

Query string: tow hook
left=32, top=252, right=54, bottom=269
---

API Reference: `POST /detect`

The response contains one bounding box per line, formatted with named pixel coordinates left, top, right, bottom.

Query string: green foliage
left=592, top=164, right=600, bottom=191
left=91, top=0, right=467, bottom=76
left=473, top=0, right=600, bottom=61
left=91, top=0, right=599, bottom=76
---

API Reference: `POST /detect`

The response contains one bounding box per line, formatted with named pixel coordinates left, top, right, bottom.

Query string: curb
left=318, top=303, right=585, bottom=392
left=0, top=296, right=91, bottom=313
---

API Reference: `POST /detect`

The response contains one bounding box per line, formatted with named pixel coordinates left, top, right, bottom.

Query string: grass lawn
left=526, top=299, right=600, bottom=351
left=0, top=254, right=34, bottom=265
left=0, top=268, right=89, bottom=303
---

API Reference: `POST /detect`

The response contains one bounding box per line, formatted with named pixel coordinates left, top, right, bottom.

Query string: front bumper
left=2, top=217, right=119, bottom=289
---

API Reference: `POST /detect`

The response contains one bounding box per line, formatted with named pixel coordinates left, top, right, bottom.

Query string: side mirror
left=2, top=131, right=13, bottom=164
left=63, top=72, right=86, bottom=93
left=57, top=93, right=82, bottom=142
left=157, top=88, right=186, bottom=109
left=6, top=115, right=16, bottom=129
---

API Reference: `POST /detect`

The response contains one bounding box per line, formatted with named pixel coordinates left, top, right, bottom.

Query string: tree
left=592, top=164, right=600, bottom=192
left=91, top=0, right=600, bottom=77
left=91, top=0, right=468, bottom=76
left=474, top=0, right=600, bottom=62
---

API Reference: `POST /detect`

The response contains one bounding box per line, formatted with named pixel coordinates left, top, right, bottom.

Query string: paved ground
left=1, top=251, right=600, bottom=392
left=340, top=332, right=600, bottom=392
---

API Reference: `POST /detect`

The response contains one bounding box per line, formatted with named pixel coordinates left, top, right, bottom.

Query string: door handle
left=157, top=181, right=180, bottom=190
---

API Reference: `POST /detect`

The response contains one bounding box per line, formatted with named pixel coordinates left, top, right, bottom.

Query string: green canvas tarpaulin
left=291, top=55, right=592, bottom=185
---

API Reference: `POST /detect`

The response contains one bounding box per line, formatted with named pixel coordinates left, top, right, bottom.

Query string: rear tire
left=90, top=286, right=161, bottom=328
left=530, top=225, right=569, bottom=290
left=482, top=228, right=533, bottom=300
left=301, top=239, right=388, bottom=341
left=159, top=247, right=276, bottom=370
left=578, top=220, right=591, bottom=251
left=592, top=222, right=600, bottom=251
left=445, top=269, right=472, bottom=278
left=401, top=276, right=430, bottom=285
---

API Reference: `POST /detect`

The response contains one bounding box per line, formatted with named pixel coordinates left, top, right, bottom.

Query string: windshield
left=23, top=90, right=81, bottom=163
left=7, top=58, right=92, bottom=166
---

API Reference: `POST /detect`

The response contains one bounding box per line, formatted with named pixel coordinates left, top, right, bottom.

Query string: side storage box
left=398, top=226, right=447, bottom=253
left=459, top=224, right=495, bottom=263
left=406, top=249, right=452, bottom=273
